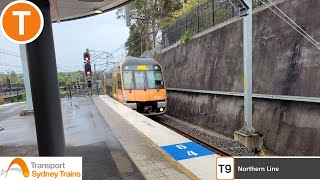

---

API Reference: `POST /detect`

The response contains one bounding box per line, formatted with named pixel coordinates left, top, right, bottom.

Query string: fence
left=161, top=0, right=265, bottom=48
left=0, top=84, right=25, bottom=98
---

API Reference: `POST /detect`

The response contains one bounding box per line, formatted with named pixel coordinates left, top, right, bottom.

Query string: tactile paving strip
left=93, top=97, right=194, bottom=180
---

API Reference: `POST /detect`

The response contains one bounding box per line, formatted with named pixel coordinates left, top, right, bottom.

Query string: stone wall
left=157, top=0, right=320, bottom=155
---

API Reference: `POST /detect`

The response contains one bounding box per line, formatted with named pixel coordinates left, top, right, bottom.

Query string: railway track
left=152, top=115, right=232, bottom=156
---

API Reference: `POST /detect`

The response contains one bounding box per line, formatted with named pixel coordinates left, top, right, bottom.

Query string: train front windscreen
left=122, top=70, right=164, bottom=90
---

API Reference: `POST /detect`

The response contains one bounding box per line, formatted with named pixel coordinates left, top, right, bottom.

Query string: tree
left=125, top=24, right=145, bottom=57
left=117, top=0, right=183, bottom=56
left=10, top=71, right=22, bottom=84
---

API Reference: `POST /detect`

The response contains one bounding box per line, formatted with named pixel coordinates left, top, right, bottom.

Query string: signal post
left=83, top=49, right=92, bottom=94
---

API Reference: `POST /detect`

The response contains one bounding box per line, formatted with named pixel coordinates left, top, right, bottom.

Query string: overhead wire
left=265, top=0, right=319, bottom=46
left=260, top=0, right=320, bottom=50
left=107, top=7, right=164, bottom=56
left=0, top=48, right=20, bottom=55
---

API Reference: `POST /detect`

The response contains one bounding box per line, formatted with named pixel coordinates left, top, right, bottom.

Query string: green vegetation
left=117, top=0, right=183, bottom=57
left=11, top=94, right=26, bottom=102
left=170, top=0, right=207, bottom=21
left=118, top=0, right=242, bottom=56
left=57, top=70, right=85, bottom=87
left=183, top=31, right=192, bottom=44
left=0, top=71, right=23, bottom=87
left=59, top=89, right=69, bottom=97
left=214, top=7, right=233, bottom=24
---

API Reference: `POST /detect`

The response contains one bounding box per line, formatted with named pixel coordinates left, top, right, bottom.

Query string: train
left=103, top=56, right=167, bottom=115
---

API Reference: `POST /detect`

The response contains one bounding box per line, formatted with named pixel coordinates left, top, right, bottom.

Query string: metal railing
left=0, top=85, right=25, bottom=97
left=161, top=0, right=265, bottom=48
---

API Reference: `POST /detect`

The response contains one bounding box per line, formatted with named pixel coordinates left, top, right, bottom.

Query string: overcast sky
left=0, top=9, right=129, bottom=73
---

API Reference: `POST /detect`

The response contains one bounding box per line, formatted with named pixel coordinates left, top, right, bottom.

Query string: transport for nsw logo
left=0, top=1, right=44, bottom=44
left=1, top=158, right=30, bottom=178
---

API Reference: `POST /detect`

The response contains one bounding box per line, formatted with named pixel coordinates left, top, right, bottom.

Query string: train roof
left=122, top=56, right=159, bottom=66
left=106, top=56, right=159, bottom=73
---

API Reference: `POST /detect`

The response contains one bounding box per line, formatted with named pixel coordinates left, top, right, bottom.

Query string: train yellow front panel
left=148, top=89, right=166, bottom=101
left=124, top=90, right=136, bottom=102
left=133, top=90, right=150, bottom=102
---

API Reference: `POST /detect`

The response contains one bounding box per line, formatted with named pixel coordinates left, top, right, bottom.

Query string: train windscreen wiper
left=143, top=76, right=147, bottom=91
left=129, top=79, right=133, bottom=93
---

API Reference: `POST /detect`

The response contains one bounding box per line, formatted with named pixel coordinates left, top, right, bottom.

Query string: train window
left=134, top=71, right=146, bottom=90
left=146, top=71, right=164, bottom=89
left=123, top=71, right=134, bottom=90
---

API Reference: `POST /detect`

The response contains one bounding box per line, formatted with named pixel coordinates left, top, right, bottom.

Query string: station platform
left=94, top=95, right=217, bottom=180
left=0, top=95, right=218, bottom=179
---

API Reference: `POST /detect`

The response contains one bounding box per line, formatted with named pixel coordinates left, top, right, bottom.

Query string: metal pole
left=125, top=3, right=131, bottom=27
left=69, top=85, right=72, bottom=99
left=7, top=75, right=11, bottom=95
left=197, top=6, right=200, bottom=32
left=243, top=0, right=254, bottom=133
left=94, top=64, right=98, bottom=95
left=71, top=72, right=74, bottom=85
left=212, top=0, right=215, bottom=26
left=26, top=0, right=65, bottom=156
left=20, top=44, right=33, bottom=110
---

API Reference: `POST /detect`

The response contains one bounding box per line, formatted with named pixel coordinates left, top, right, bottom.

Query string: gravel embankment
left=153, top=115, right=256, bottom=156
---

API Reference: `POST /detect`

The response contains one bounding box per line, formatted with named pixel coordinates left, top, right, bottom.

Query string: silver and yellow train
left=103, top=56, right=167, bottom=115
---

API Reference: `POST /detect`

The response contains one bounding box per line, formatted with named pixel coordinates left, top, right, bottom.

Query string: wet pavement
left=0, top=97, right=145, bottom=180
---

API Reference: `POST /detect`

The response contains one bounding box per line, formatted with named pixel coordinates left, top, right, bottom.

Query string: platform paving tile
left=94, top=97, right=192, bottom=180
left=160, top=167, right=183, bottom=176
left=139, top=162, right=170, bottom=172
left=154, top=177, right=168, bottom=180
left=144, top=169, right=166, bottom=179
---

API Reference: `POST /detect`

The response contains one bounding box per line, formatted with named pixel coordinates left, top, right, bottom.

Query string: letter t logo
left=12, top=11, right=31, bottom=35
left=0, top=1, right=44, bottom=44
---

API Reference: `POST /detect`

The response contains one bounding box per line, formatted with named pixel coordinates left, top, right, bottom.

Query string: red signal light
left=83, top=53, right=90, bottom=61
left=86, top=70, right=91, bottom=75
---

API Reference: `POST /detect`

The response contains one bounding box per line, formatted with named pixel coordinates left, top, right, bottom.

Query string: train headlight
left=160, top=108, right=164, bottom=112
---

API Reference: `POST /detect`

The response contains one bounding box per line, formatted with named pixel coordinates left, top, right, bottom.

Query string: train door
left=122, top=71, right=136, bottom=102
left=117, top=72, right=123, bottom=103
left=112, top=72, right=117, bottom=99
left=133, top=71, right=149, bottom=101
left=103, top=74, right=107, bottom=94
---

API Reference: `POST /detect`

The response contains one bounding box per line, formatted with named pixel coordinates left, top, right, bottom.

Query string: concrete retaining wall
left=157, top=0, right=320, bottom=155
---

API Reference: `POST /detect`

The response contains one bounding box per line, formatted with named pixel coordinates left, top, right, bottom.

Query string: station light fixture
left=94, top=9, right=102, bottom=14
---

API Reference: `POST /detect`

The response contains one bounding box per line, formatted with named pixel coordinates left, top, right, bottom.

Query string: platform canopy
left=0, top=0, right=130, bottom=22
